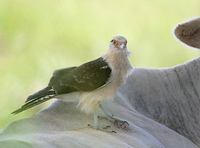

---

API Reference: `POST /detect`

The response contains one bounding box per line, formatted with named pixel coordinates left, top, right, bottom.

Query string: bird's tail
left=11, top=86, right=56, bottom=115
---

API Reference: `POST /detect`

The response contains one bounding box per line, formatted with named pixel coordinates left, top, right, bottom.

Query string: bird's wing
left=49, top=57, right=112, bottom=94
left=11, top=58, right=111, bottom=114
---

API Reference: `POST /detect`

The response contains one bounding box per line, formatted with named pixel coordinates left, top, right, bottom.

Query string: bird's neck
left=104, top=48, right=132, bottom=70
left=107, top=48, right=130, bottom=57
left=103, top=48, right=132, bottom=84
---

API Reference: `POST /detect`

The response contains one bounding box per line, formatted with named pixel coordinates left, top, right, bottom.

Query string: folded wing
left=49, top=57, right=112, bottom=94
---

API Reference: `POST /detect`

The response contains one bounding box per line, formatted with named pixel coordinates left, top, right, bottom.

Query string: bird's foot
left=99, top=104, right=129, bottom=130
left=87, top=124, right=116, bottom=133
left=114, top=119, right=129, bottom=129
left=98, top=116, right=129, bottom=129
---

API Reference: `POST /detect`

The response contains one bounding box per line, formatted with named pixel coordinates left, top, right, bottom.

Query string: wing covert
left=49, top=57, right=112, bottom=94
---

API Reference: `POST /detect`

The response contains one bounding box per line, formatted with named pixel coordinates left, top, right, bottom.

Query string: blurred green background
left=0, top=0, right=199, bottom=128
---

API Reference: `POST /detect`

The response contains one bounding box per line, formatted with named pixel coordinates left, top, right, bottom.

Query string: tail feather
left=12, top=87, right=56, bottom=115
left=26, top=86, right=54, bottom=102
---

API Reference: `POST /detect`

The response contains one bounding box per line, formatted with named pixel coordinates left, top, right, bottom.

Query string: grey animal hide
left=0, top=17, right=200, bottom=148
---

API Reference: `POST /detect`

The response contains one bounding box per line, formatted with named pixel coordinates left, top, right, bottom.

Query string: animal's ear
left=174, top=17, right=200, bottom=49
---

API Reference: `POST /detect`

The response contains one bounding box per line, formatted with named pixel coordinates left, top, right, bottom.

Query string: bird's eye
left=111, top=40, right=117, bottom=44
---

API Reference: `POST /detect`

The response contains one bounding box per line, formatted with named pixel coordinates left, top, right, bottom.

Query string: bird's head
left=109, top=35, right=127, bottom=50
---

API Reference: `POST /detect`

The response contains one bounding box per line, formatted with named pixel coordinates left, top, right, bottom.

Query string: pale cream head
left=109, top=35, right=128, bottom=50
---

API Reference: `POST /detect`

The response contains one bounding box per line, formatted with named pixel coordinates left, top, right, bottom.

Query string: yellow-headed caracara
left=12, top=35, right=132, bottom=131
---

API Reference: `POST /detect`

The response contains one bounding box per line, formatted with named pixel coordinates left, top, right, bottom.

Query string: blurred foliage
left=0, top=0, right=199, bottom=128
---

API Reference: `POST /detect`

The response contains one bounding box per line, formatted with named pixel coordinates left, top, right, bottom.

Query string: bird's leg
left=99, top=104, right=129, bottom=129
left=93, top=111, right=98, bottom=129
left=88, top=111, right=98, bottom=129
left=88, top=111, right=116, bottom=133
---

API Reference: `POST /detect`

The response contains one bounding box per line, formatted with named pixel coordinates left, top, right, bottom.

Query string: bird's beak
left=119, top=43, right=126, bottom=49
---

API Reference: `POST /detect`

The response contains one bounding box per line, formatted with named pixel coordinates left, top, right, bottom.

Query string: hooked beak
left=119, top=43, right=126, bottom=49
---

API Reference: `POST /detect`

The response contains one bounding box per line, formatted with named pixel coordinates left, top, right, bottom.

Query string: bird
left=12, top=35, right=132, bottom=130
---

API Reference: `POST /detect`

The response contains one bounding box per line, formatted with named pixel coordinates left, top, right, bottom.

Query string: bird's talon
left=103, top=125, right=111, bottom=129
left=114, top=120, right=129, bottom=129
left=88, top=123, right=115, bottom=133
left=112, top=130, right=117, bottom=133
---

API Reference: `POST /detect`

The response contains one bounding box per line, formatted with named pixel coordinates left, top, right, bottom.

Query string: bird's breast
left=77, top=51, right=132, bottom=114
